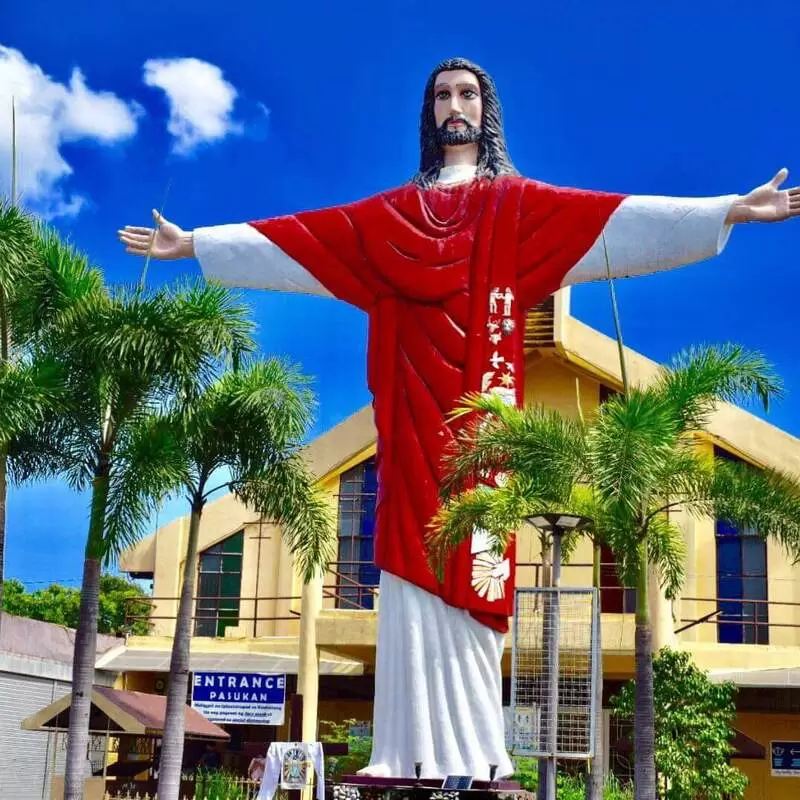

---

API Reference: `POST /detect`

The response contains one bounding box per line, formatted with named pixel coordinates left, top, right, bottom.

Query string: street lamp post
left=525, top=514, right=592, bottom=800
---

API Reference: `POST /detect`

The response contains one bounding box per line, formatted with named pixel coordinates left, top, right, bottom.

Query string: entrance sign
left=191, top=672, right=286, bottom=725
left=771, top=741, right=800, bottom=776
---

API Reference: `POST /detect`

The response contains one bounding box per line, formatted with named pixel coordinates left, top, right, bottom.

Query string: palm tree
left=130, top=360, right=336, bottom=800
left=429, top=345, right=800, bottom=800
left=0, top=203, right=38, bottom=613
left=18, top=231, right=253, bottom=799
left=0, top=209, right=93, bottom=622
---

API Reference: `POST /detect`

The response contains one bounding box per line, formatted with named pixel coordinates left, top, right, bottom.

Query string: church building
left=115, top=288, right=800, bottom=800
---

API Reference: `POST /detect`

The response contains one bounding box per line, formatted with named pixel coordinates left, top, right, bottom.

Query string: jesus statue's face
left=433, top=69, right=483, bottom=147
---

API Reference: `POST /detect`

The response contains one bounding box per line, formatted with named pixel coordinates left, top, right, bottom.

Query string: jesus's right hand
left=118, top=209, right=195, bottom=260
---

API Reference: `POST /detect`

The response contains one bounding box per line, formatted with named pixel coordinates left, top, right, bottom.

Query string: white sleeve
left=193, top=223, right=334, bottom=297
left=257, top=743, right=282, bottom=800
left=562, top=194, right=738, bottom=286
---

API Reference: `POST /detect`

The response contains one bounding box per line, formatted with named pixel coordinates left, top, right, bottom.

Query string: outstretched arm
left=119, top=199, right=386, bottom=311
left=119, top=211, right=333, bottom=296
left=563, top=168, right=800, bottom=286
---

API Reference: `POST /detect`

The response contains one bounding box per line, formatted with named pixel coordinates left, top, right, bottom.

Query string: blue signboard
left=191, top=672, right=286, bottom=726
left=770, top=741, right=800, bottom=776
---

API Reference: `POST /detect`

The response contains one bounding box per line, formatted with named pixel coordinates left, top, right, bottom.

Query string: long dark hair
left=412, top=57, right=519, bottom=188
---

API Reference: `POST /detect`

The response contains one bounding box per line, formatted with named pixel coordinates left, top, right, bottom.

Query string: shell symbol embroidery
left=471, top=551, right=510, bottom=602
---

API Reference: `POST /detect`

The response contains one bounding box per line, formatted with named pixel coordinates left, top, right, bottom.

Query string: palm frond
left=710, top=457, right=800, bottom=562
left=656, top=344, right=782, bottom=431
left=216, top=358, right=314, bottom=448
left=441, top=394, right=586, bottom=500
left=15, top=224, right=105, bottom=345
left=559, top=527, right=585, bottom=565
left=586, top=388, right=681, bottom=516
left=428, top=475, right=598, bottom=578
left=103, top=414, right=189, bottom=564
left=0, top=356, right=66, bottom=442
left=428, top=486, right=507, bottom=577
left=645, top=514, right=687, bottom=599
left=167, top=280, right=256, bottom=372
left=235, top=455, right=336, bottom=582
left=156, top=358, right=329, bottom=581
left=0, top=201, right=37, bottom=289
left=51, top=282, right=257, bottom=426
left=6, top=429, right=72, bottom=485
left=169, top=360, right=317, bottom=492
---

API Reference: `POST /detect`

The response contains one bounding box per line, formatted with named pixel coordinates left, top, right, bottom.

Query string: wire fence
left=511, top=587, right=599, bottom=759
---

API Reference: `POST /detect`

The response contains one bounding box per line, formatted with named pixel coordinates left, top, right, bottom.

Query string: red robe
left=251, top=176, right=624, bottom=633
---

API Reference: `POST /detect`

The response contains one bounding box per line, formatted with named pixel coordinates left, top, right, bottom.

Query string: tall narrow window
left=599, top=544, right=636, bottom=614
left=715, top=447, right=769, bottom=645
left=716, top=518, right=769, bottom=644
left=336, top=457, right=380, bottom=609
left=195, top=530, right=244, bottom=637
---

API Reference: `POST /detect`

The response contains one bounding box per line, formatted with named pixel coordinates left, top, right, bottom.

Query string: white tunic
left=194, top=167, right=736, bottom=780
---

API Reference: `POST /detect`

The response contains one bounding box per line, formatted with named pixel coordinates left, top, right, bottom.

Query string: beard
left=436, top=116, right=482, bottom=146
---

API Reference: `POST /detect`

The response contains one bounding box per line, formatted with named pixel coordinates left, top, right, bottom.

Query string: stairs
left=524, top=295, right=556, bottom=350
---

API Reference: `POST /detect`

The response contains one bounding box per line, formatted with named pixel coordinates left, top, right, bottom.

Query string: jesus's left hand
left=726, top=168, right=800, bottom=224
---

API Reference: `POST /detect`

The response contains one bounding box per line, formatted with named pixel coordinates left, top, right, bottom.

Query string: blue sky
left=2, top=2, right=799, bottom=587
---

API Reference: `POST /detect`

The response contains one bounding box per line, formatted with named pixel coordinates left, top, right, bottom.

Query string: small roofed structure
left=22, top=685, right=229, bottom=740
left=23, top=686, right=230, bottom=798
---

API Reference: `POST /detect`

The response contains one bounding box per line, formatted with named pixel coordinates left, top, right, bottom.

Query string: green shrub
left=611, top=648, right=748, bottom=800
left=194, top=769, right=250, bottom=800
left=508, top=757, right=633, bottom=799
left=509, top=756, right=538, bottom=792
left=320, top=719, right=373, bottom=780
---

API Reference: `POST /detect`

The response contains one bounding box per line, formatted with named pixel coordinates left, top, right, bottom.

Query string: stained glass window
left=714, top=448, right=769, bottom=645
left=195, top=530, right=244, bottom=637
left=335, top=458, right=380, bottom=609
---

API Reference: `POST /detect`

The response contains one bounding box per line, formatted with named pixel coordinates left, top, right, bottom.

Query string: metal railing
left=126, top=562, right=800, bottom=646
left=516, top=561, right=636, bottom=614
left=326, top=559, right=379, bottom=610
left=677, top=595, right=800, bottom=644
left=123, top=594, right=302, bottom=638
left=122, top=564, right=382, bottom=636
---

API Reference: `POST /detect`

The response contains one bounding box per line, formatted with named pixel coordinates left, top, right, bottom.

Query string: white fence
left=103, top=776, right=263, bottom=799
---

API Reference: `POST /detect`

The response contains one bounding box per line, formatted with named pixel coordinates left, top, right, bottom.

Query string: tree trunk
left=586, top=542, right=604, bottom=800
left=64, top=467, right=109, bottom=800
left=633, top=544, right=656, bottom=800
left=0, top=278, right=9, bottom=632
left=157, top=501, right=203, bottom=800
left=537, top=534, right=554, bottom=799
left=0, top=448, right=7, bottom=632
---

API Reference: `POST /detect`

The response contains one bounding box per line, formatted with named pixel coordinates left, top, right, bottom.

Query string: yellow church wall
left=118, top=314, right=800, bottom=685
left=676, top=439, right=800, bottom=651
left=675, top=439, right=719, bottom=647
left=143, top=515, right=184, bottom=636
left=120, top=437, right=379, bottom=644
left=733, top=712, right=800, bottom=800
left=122, top=492, right=308, bottom=639
left=523, top=353, right=601, bottom=420
left=762, top=535, right=800, bottom=647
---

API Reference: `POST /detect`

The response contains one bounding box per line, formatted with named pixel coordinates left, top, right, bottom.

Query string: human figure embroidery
left=120, top=58, right=800, bottom=781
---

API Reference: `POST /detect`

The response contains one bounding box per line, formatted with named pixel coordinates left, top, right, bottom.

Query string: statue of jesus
left=120, top=57, right=799, bottom=781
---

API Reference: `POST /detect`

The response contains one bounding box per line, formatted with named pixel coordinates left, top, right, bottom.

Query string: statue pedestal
left=331, top=776, right=527, bottom=800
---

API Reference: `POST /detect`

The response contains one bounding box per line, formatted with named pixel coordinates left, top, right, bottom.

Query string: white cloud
left=143, top=58, right=242, bottom=155
left=0, top=46, right=141, bottom=219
